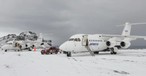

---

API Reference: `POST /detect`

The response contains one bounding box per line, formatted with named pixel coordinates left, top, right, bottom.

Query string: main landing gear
left=110, top=47, right=118, bottom=54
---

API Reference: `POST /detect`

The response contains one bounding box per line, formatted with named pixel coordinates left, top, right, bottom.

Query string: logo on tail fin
left=122, top=22, right=131, bottom=36
left=37, top=33, right=43, bottom=42
left=125, top=30, right=128, bottom=32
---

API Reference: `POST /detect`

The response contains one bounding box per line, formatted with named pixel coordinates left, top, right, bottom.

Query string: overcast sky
left=0, top=0, right=146, bottom=46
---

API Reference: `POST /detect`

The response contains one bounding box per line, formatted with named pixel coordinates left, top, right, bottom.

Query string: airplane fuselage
left=59, top=34, right=113, bottom=53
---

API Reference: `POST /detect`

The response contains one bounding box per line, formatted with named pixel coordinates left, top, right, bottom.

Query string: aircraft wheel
left=110, top=51, right=117, bottom=54
left=94, top=51, right=99, bottom=54
left=67, top=52, right=71, bottom=57
left=5, top=50, right=7, bottom=52
left=63, top=51, right=67, bottom=54
left=41, top=50, right=45, bottom=55
left=110, top=48, right=117, bottom=55
left=113, top=52, right=117, bottom=54
left=110, top=51, right=114, bottom=54
left=28, top=48, right=32, bottom=51
left=55, top=52, right=58, bottom=54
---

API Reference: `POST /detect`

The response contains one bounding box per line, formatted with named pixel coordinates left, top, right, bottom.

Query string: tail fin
left=37, top=33, right=43, bottom=42
left=122, top=22, right=131, bottom=36
left=121, top=22, right=146, bottom=36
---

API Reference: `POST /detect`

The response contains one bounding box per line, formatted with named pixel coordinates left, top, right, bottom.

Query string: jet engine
left=106, top=41, right=116, bottom=47
left=106, top=40, right=121, bottom=47
left=106, top=37, right=131, bottom=49
left=120, top=41, right=131, bottom=48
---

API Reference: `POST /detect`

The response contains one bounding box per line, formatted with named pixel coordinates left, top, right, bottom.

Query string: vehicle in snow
left=41, top=46, right=60, bottom=55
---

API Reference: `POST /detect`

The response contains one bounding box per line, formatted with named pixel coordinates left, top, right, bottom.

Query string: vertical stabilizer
left=122, top=22, right=131, bottom=36
left=37, top=33, right=43, bottom=42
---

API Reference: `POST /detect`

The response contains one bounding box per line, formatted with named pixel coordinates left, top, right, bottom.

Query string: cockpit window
left=77, top=38, right=81, bottom=41
left=69, top=38, right=81, bottom=42
left=74, top=38, right=78, bottom=41
left=69, top=38, right=73, bottom=41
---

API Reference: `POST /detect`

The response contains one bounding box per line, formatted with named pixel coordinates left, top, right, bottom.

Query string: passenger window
left=77, top=38, right=81, bottom=41
left=74, top=38, right=78, bottom=41
left=9, top=43, right=12, bottom=45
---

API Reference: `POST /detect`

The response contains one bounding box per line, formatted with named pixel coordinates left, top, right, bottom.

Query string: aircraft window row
left=89, top=40, right=102, bottom=42
left=69, top=38, right=81, bottom=41
left=69, top=38, right=74, bottom=41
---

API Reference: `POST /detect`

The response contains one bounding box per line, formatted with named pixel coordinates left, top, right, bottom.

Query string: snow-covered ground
left=0, top=49, right=146, bottom=76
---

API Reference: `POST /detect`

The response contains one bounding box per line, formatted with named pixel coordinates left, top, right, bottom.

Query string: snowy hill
left=19, top=31, right=38, bottom=41
left=0, top=31, right=53, bottom=47
left=0, top=49, right=146, bottom=76
left=0, top=31, right=38, bottom=44
left=0, top=34, right=16, bottom=48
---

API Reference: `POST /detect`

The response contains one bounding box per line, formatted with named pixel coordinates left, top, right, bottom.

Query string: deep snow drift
left=0, top=49, right=146, bottom=76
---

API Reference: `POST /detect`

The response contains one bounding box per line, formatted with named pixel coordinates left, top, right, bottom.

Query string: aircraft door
left=82, top=35, right=88, bottom=46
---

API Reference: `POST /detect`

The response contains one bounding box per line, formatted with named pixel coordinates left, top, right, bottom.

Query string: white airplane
left=1, top=33, right=51, bottom=52
left=24, top=33, right=51, bottom=49
left=59, top=22, right=146, bottom=57
left=1, top=40, right=21, bottom=52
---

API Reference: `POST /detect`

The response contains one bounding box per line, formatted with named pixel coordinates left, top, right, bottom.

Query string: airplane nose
left=59, top=41, right=73, bottom=52
left=59, top=42, right=66, bottom=51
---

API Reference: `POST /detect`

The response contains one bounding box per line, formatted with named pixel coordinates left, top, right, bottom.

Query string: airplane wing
left=102, top=34, right=146, bottom=40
